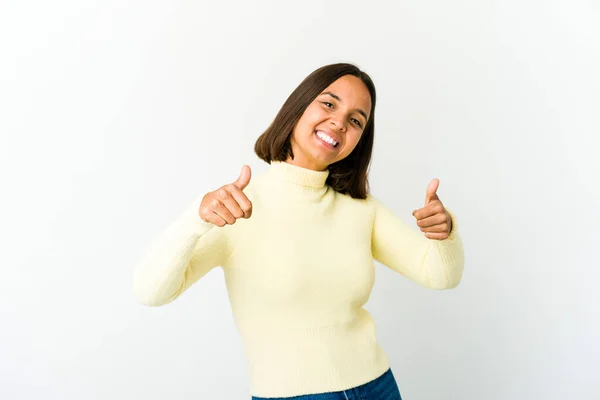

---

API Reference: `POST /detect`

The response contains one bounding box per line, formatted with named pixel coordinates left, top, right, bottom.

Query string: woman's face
left=287, top=75, right=372, bottom=171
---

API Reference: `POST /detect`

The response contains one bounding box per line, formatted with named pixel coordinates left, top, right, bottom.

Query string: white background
left=1, top=1, right=598, bottom=399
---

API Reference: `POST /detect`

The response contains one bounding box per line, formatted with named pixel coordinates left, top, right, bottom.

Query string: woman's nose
left=329, top=116, right=346, bottom=132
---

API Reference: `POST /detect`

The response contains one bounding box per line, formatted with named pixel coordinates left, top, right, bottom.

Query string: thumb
left=425, top=178, right=439, bottom=204
left=233, top=165, right=252, bottom=190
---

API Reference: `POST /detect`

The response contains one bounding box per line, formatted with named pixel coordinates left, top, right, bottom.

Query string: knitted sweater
left=133, top=161, right=465, bottom=397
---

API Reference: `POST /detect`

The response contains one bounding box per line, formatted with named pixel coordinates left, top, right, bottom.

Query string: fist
left=199, top=165, right=253, bottom=227
left=412, top=178, right=452, bottom=240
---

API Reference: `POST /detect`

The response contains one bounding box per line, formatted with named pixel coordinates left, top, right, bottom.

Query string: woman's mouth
left=315, top=130, right=339, bottom=148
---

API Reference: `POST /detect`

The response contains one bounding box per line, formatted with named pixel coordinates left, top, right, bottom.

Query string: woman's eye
left=322, top=102, right=334, bottom=108
left=351, top=118, right=363, bottom=128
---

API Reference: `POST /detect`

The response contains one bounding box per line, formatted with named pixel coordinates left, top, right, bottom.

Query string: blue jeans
left=251, top=368, right=402, bottom=400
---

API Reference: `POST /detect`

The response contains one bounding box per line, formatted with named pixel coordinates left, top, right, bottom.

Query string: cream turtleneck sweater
left=133, top=161, right=465, bottom=397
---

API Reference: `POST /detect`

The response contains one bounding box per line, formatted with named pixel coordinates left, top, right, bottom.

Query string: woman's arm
left=132, top=194, right=233, bottom=306
left=368, top=195, right=465, bottom=289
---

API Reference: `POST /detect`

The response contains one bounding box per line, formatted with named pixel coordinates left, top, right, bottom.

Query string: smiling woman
left=286, top=75, right=371, bottom=171
left=255, top=64, right=377, bottom=199
left=133, top=63, right=465, bottom=400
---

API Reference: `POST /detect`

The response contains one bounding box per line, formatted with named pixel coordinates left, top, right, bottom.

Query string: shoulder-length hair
left=254, top=63, right=376, bottom=199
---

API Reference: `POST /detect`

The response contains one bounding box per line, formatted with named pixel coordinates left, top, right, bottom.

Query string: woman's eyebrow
left=321, top=91, right=368, bottom=120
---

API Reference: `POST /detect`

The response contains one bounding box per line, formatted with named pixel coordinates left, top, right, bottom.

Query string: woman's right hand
left=198, top=165, right=253, bottom=227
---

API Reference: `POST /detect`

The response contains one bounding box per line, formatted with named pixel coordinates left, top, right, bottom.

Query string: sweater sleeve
left=368, top=195, right=465, bottom=290
left=133, top=194, right=233, bottom=306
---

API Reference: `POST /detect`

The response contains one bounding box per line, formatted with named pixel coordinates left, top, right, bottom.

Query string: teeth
left=316, top=131, right=338, bottom=146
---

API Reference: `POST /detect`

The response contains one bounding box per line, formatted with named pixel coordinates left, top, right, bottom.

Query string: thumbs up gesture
left=412, top=178, right=453, bottom=240
left=199, top=165, right=253, bottom=227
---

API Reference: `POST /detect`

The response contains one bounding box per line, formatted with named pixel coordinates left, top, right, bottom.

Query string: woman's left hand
left=412, top=179, right=453, bottom=240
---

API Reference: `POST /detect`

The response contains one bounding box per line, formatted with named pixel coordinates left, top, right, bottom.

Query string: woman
left=133, top=63, right=465, bottom=399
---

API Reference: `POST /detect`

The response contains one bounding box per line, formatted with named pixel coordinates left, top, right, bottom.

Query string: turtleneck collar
left=268, top=161, right=329, bottom=189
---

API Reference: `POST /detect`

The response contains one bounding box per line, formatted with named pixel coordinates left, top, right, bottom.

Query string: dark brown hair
left=254, top=63, right=376, bottom=199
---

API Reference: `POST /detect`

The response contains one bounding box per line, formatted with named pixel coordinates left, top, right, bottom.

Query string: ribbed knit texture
left=133, top=161, right=465, bottom=398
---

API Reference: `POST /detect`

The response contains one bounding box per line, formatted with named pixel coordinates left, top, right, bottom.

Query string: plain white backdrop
left=1, top=1, right=598, bottom=399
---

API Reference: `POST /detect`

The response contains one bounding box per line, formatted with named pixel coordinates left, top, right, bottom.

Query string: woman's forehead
left=322, top=75, right=372, bottom=116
